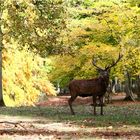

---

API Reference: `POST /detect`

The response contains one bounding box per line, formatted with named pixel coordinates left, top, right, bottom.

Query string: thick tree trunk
left=0, top=50, right=5, bottom=106
left=0, top=6, right=5, bottom=106
left=0, top=25, right=5, bottom=106
left=136, top=76, right=140, bottom=100
left=124, top=71, right=135, bottom=101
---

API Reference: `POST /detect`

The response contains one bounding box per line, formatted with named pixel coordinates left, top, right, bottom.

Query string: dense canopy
left=0, top=0, right=140, bottom=106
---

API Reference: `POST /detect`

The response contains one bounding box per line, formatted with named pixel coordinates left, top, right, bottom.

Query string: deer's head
left=93, top=53, right=123, bottom=78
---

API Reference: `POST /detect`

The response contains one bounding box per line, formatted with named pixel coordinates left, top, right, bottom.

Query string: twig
left=0, top=121, right=28, bottom=131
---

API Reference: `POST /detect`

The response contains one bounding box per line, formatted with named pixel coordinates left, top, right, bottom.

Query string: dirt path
left=0, top=94, right=140, bottom=140
left=0, top=115, right=140, bottom=140
left=36, top=93, right=140, bottom=107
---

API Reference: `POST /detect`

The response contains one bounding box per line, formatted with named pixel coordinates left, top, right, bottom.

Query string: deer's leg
left=68, top=95, right=77, bottom=115
left=92, top=96, right=97, bottom=115
left=99, top=96, right=104, bottom=115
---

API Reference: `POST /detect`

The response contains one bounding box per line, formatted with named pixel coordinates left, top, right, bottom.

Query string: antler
left=106, top=53, right=123, bottom=70
left=92, top=58, right=103, bottom=70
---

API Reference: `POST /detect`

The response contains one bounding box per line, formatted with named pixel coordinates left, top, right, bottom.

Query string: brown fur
left=68, top=74, right=109, bottom=115
left=68, top=53, right=122, bottom=115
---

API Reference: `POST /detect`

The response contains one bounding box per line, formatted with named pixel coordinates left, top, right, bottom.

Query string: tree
left=49, top=44, right=121, bottom=87
left=49, top=0, right=140, bottom=101
left=0, top=3, right=5, bottom=106
left=0, top=48, right=5, bottom=106
left=1, top=0, right=68, bottom=106
left=1, top=0, right=66, bottom=56
left=2, top=42, right=56, bottom=106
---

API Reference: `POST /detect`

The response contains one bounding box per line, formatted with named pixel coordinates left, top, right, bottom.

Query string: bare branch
left=0, top=121, right=28, bottom=131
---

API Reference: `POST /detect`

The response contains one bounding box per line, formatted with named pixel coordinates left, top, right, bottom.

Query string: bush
left=2, top=40, right=56, bottom=106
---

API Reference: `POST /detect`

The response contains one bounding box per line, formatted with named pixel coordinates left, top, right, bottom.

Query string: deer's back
left=69, top=78, right=107, bottom=96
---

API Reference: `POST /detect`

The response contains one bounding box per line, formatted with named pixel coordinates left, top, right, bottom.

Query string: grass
left=0, top=103, right=140, bottom=127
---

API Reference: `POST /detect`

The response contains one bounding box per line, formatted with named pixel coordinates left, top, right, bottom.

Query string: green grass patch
left=0, top=104, right=140, bottom=127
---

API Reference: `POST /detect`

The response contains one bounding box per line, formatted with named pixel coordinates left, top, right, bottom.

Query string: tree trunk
left=136, top=75, right=140, bottom=100
left=0, top=50, right=5, bottom=106
left=0, top=5, right=5, bottom=106
left=0, top=24, right=5, bottom=106
left=124, top=71, right=135, bottom=101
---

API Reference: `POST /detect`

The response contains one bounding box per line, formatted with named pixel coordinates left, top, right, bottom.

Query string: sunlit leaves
left=1, top=0, right=66, bottom=56
left=2, top=40, right=56, bottom=107
left=1, top=0, right=140, bottom=99
left=49, top=43, right=122, bottom=87
left=49, top=0, right=140, bottom=86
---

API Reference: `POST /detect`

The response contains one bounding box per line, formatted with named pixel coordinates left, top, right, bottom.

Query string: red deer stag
left=68, top=53, right=123, bottom=115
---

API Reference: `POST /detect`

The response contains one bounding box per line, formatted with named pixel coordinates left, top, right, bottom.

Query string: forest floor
left=0, top=93, right=140, bottom=140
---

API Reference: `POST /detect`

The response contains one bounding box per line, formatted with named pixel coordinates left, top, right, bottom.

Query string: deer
left=68, top=53, right=123, bottom=115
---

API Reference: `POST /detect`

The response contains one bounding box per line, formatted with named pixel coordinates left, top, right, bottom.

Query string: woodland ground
left=0, top=93, right=140, bottom=140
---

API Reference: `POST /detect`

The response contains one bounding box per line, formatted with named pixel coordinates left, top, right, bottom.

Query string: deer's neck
left=100, top=76, right=109, bottom=88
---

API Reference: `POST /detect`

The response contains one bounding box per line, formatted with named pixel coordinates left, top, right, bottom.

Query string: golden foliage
left=2, top=40, right=56, bottom=107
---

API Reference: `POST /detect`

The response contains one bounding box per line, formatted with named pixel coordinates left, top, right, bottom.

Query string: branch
left=0, top=121, right=28, bottom=131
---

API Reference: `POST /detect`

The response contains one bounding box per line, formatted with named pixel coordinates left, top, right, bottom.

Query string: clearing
left=0, top=93, right=140, bottom=140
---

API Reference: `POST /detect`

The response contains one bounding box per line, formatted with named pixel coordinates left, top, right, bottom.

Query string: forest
left=1, top=0, right=140, bottom=106
left=0, top=0, right=140, bottom=139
